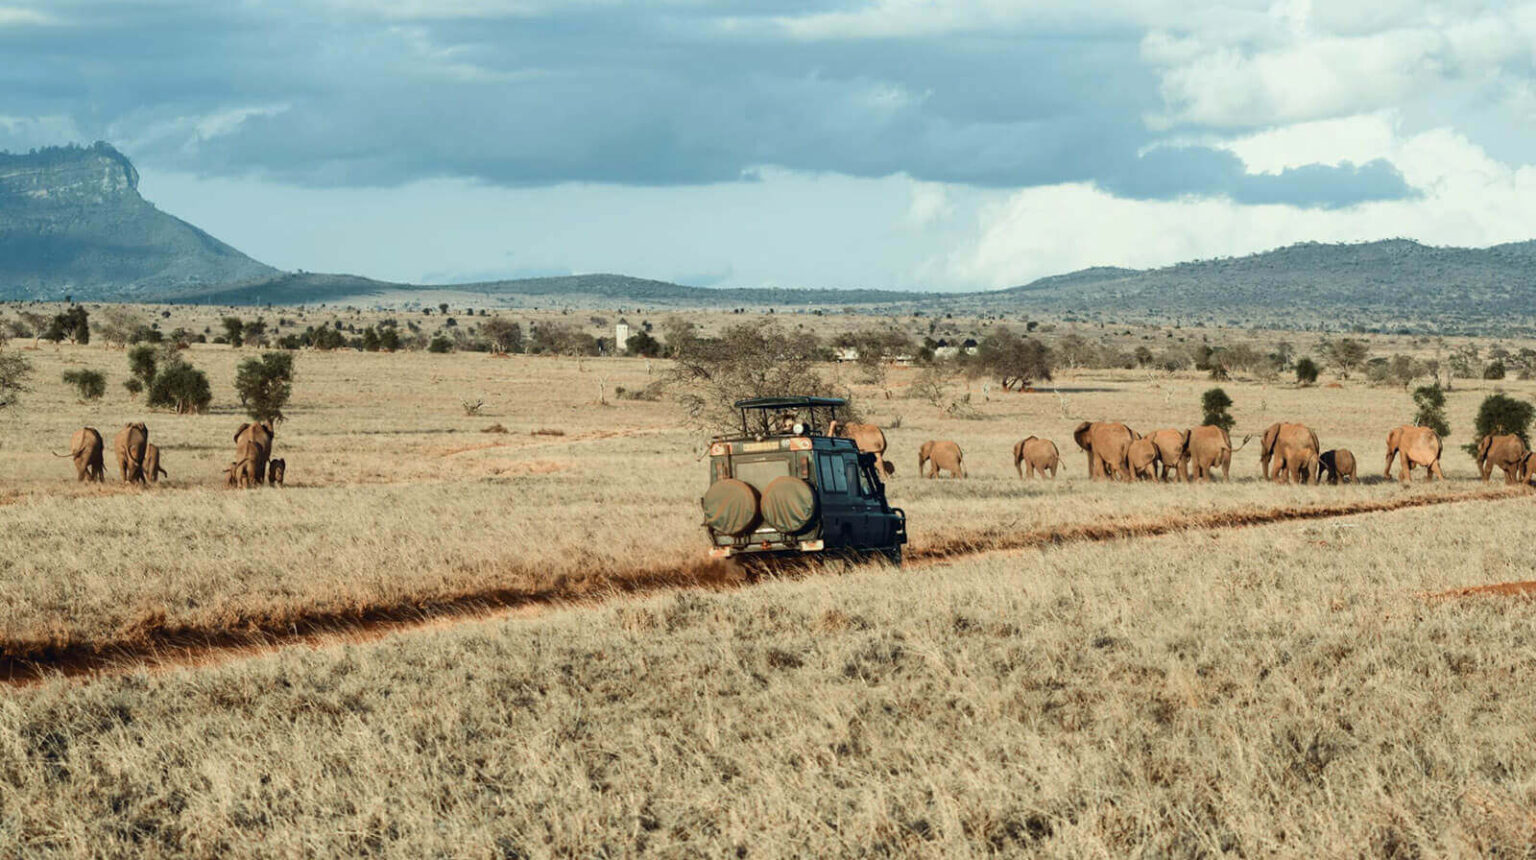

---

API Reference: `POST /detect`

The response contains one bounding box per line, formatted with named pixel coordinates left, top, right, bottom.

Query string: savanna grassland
left=2, top=308, right=1535, bottom=857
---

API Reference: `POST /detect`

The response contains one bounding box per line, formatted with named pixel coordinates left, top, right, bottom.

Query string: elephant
left=268, top=458, right=286, bottom=487
left=55, top=427, right=105, bottom=482
left=143, top=443, right=168, bottom=484
left=113, top=422, right=149, bottom=484
left=234, top=421, right=275, bottom=485
left=1384, top=425, right=1445, bottom=483
left=1127, top=437, right=1161, bottom=480
left=1264, top=422, right=1321, bottom=484
left=918, top=440, right=966, bottom=478
left=1319, top=449, right=1356, bottom=484
left=1520, top=451, right=1536, bottom=485
left=1183, top=425, right=1240, bottom=482
left=1012, top=436, right=1059, bottom=479
left=1476, top=434, right=1528, bottom=484
left=1073, top=421, right=1139, bottom=481
left=226, top=439, right=261, bottom=488
left=828, top=421, right=895, bottom=476
left=1145, top=428, right=1187, bottom=481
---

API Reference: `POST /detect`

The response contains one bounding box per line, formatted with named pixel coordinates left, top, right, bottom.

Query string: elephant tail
left=1230, top=434, right=1253, bottom=452
left=882, top=461, right=895, bottom=477
left=51, top=450, right=75, bottom=458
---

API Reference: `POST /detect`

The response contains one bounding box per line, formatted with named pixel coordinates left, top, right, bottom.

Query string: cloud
left=0, top=0, right=1438, bottom=210
left=7, top=0, right=1536, bottom=290
left=949, top=124, right=1536, bottom=288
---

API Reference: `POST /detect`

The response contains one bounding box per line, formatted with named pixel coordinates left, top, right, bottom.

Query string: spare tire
left=762, top=476, right=816, bottom=534
left=702, top=479, right=759, bottom=535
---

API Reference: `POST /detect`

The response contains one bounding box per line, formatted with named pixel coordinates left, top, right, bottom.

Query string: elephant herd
left=56, top=421, right=286, bottom=489
left=834, top=419, right=1534, bottom=485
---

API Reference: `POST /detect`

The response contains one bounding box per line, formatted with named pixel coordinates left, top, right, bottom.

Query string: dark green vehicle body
left=702, top=397, right=906, bottom=562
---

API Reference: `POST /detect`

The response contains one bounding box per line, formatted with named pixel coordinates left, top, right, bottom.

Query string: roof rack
left=730, top=395, right=847, bottom=438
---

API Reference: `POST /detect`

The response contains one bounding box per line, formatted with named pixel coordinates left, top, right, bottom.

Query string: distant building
left=834, top=347, right=860, bottom=362
left=615, top=322, right=630, bottom=353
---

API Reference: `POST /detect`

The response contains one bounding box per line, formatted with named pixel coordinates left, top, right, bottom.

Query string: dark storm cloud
left=0, top=0, right=1418, bottom=207
left=1100, top=147, right=1417, bottom=208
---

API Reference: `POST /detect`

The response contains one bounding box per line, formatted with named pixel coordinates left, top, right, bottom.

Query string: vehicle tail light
left=787, top=438, right=812, bottom=451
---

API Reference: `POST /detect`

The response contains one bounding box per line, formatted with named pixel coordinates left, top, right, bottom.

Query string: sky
left=4, top=0, right=1536, bottom=291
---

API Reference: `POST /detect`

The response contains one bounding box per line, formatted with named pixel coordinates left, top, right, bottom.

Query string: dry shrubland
left=2, top=316, right=1535, bottom=856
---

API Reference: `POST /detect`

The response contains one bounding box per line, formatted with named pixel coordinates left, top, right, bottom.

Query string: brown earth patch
left=3, top=485, right=1527, bottom=687
left=1421, top=581, right=1536, bottom=600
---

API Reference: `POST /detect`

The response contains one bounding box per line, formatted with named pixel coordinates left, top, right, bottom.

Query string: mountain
left=979, top=239, right=1536, bottom=331
left=4, top=144, right=1536, bottom=334
left=0, top=143, right=277, bottom=299
left=170, top=271, right=924, bottom=307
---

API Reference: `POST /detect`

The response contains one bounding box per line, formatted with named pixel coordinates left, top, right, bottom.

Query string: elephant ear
left=1476, top=434, right=1492, bottom=460
left=1073, top=422, right=1092, bottom=448
left=1262, top=423, right=1281, bottom=454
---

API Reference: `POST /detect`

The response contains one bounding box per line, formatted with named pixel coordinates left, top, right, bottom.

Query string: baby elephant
left=1127, top=436, right=1160, bottom=480
left=1319, top=449, right=1357, bottom=485
left=918, top=440, right=965, bottom=478
left=143, top=443, right=168, bottom=484
left=1012, top=436, right=1059, bottom=479
left=267, top=458, right=286, bottom=486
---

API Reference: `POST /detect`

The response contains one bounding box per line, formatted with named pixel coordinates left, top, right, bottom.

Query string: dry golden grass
left=4, top=316, right=1536, bottom=855
left=1, top=336, right=1533, bottom=659
left=3, top=500, right=1536, bottom=856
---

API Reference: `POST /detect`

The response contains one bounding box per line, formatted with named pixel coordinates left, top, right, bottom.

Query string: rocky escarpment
left=0, top=142, right=276, bottom=299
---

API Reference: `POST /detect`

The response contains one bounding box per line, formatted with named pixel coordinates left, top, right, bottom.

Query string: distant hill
left=0, top=143, right=276, bottom=299
left=4, top=143, right=1536, bottom=333
left=976, top=239, right=1536, bottom=332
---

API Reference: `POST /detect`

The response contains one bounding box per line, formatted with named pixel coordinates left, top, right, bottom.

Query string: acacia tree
left=235, top=351, right=297, bottom=423
left=667, top=321, right=842, bottom=432
left=1202, top=388, right=1235, bottom=431
left=481, top=318, right=524, bottom=354
left=1328, top=339, right=1370, bottom=379
left=975, top=327, right=1052, bottom=391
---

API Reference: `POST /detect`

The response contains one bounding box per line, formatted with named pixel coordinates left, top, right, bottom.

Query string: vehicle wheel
left=881, top=546, right=903, bottom=567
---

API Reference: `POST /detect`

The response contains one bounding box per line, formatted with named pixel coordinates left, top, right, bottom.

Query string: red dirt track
left=3, top=486, right=1529, bottom=687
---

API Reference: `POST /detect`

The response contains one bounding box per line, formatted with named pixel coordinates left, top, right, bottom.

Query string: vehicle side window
left=818, top=455, right=848, bottom=493
left=853, top=460, right=876, bottom=497
left=845, top=456, right=870, bottom=497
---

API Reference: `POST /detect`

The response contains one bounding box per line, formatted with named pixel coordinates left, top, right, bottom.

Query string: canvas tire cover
left=702, top=479, right=759, bottom=535
left=762, top=476, right=816, bottom=534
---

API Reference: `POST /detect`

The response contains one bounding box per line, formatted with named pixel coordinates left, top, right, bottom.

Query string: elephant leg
left=1431, top=460, right=1445, bottom=481
left=1400, top=454, right=1412, bottom=484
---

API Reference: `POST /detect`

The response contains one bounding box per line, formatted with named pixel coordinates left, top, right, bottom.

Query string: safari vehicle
left=701, top=396, right=906, bottom=566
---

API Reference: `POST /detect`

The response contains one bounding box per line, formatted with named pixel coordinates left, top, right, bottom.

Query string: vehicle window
left=853, top=460, right=876, bottom=497
left=844, top=456, right=869, bottom=497
left=819, top=455, right=848, bottom=493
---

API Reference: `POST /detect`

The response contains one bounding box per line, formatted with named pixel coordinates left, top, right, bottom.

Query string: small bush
left=531, top=428, right=565, bottom=437
left=1483, top=361, right=1506, bottom=380
left=62, top=368, right=107, bottom=401
left=462, top=398, right=485, bottom=416
left=1202, top=388, right=1235, bottom=431
left=1295, top=357, right=1320, bottom=385
left=123, top=377, right=144, bottom=397
left=428, top=335, right=453, bottom=354
left=1411, top=385, right=1451, bottom=438
left=147, top=363, right=212, bottom=414
left=1466, top=393, right=1535, bottom=456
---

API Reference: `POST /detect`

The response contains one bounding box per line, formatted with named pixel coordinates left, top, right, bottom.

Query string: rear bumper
left=711, top=539, right=824, bottom=559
